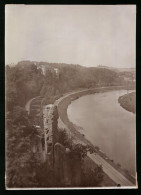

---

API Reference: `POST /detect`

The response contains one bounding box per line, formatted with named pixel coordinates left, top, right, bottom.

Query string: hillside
left=97, top=65, right=135, bottom=73
left=6, top=60, right=127, bottom=111
left=5, top=60, right=135, bottom=188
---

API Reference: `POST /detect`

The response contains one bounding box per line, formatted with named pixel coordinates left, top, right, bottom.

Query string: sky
left=5, top=5, right=136, bottom=68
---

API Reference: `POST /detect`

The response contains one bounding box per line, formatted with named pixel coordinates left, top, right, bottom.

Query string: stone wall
left=42, top=102, right=84, bottom=186
left=43, top=104, right=74, bottom=186
left=31, top=134, right=46, bottom=163
left=54, top=143, right=71, bottom=186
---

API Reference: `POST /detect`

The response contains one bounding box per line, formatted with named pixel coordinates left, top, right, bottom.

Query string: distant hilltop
left=98, top=65, right=135, bottom=73
left=7, top=61, right=135, bottom=73
left=7, top=60, right=135, bottom=75
left=117, top=68, right=135, bottom=72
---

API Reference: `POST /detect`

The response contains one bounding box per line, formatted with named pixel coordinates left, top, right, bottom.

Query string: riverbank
left=56, top=86, right=136, bottom=185
left=118, top=92, right=136, bottom=114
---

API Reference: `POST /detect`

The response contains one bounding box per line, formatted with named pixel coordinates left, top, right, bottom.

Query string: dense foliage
left=6, top=60, right=125, bottom=111
left=6, top=107, right=41, bottom=187
left=40, top=63, right=124, bottom=105
left=6, top=64, right=44, bottom=111
left=57, top=128, right=104, bottom=186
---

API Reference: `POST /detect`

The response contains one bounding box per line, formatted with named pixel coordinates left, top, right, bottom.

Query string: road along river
left=67, top=90, right=136, bottom=177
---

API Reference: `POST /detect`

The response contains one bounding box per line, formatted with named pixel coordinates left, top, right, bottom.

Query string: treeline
left=40, top=63, right=124, bottom=103
left=6, top=61, right=123, bottom=110
left=6, top=64, right=44, bottom=111
left=7, top=60, right=125, bottom=110
left=6, top=60, right=125, bottom=110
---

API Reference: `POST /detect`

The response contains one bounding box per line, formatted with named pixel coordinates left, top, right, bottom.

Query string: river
left=67, top=90, right=136, bottom=176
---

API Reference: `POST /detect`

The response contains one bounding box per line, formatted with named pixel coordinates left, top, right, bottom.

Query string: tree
left=6, top=106, right=41, bottom=188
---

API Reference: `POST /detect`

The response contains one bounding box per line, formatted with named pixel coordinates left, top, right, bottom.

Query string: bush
left=81, top=165, right=104, bottom=187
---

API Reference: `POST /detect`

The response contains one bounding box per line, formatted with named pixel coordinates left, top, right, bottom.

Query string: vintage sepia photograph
left=5, top=5, right=136, bottom=189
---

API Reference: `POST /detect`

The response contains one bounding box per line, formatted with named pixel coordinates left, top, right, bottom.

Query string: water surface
left=67, top=90, right=136, bottom=176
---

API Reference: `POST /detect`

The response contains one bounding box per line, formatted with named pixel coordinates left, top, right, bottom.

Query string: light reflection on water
left=67, top=90, right=136, bottom=176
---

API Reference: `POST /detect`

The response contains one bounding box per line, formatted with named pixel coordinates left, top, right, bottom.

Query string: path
left=88, top=153, right=134, bottom=186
